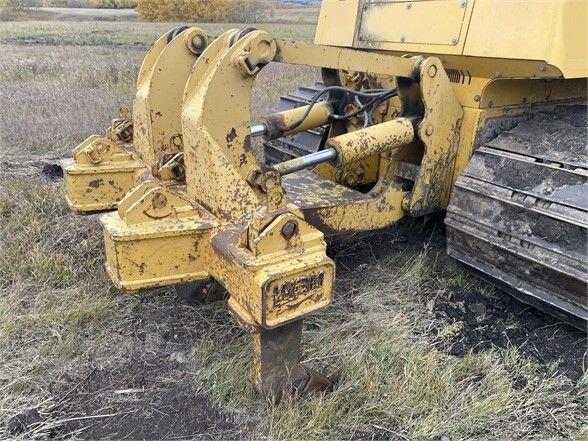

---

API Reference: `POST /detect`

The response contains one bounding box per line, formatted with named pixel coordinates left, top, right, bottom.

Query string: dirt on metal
left=446, top=105, right=588, bottom=328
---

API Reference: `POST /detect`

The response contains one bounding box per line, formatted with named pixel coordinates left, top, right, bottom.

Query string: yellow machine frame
left=62, top=0, right=587, bottom=396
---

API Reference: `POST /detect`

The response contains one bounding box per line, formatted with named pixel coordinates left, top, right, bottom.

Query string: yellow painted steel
left=62, top=27, right=210, bottom=212
left=315, top=0, right=359, bottom=47
left=326, top=117, right=414, bottom=166
left=63, top=0, right=587, bottom=396
left=358, top=0, right=472, bottom=49
left=134, top=27, right=209, bottom=166
left=261, top=102, right=332, bottom=140
left=62, top=135, right=147, bottom=212
left=316, top=0, right=587, bottom=79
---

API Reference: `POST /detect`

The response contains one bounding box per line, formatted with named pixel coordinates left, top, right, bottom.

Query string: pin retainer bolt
left=281, top=221, right=298, bottom=239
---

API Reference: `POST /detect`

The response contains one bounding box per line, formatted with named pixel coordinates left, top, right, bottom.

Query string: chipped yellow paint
left=261, top=102, right=332, bottom=140
left=358, top=0, right=471, bottom=50
left=316, top=0, right=587, bottom=79
left=63, top=7, right=586, bottom=394
left=62, top=27, right=211, bottom=213
left=61, top=135, right=147, bottom=212
left=327, top=117, right=414, bottom=166
left=134, top=27, right=210, bottom=165
left=403, top=57, right=464, bottom=216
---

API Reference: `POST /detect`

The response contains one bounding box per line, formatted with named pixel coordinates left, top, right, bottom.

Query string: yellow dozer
left=62, top=0, right=587, bottom=397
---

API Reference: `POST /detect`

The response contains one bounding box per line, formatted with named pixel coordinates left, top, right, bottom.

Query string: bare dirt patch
left=45, top=294, right=245, bottom=440
left=329, top=217, right=587, bottom=382
left=2, top=169, right=585, bottom=440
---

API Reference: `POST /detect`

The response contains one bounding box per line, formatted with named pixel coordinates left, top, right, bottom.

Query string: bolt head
left=401, top=195, right=410, bottom=212
left=281, top=221, right=298, bottom=239
left=451, top=37, right=458, bottom=45
left=270, top=191, right=283, bottom=205
left=171, top=134, right=183, bottom=148
left=400, top=35, right=406, bottom=43
left=152, top=193, right=167, bottom=209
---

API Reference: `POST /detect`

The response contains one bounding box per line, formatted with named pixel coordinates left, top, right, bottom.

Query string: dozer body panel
left=316, top=0, right=587, bottom=78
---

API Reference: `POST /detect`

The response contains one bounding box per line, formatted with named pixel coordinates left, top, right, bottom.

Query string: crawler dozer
left=62, top=0, right=587, bottom=396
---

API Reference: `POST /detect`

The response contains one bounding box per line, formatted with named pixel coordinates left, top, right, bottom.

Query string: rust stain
left=226, top=127, right=238, bottom=143
left=88, top=178, right=103, bottom=189
left=108, top=180, right=124, bottom=192
left=243, top=135, right=252, bottom=152
left=263, top=112, right=288, bottom=139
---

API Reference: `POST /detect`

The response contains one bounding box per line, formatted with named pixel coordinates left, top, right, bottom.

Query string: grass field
left=3, top=5, right=320, bottom=24
left=0, top=18, right=587, bottom=441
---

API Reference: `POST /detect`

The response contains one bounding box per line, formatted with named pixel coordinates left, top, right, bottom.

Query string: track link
left=263, top=83, right=328, bottom=165
left=446, top=105, right=588, bottom=329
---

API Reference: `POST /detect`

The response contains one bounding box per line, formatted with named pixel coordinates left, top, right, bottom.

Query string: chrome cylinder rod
left=250, top=124, right=267, bottom=138
left=271, top=148, right=337, bottom=175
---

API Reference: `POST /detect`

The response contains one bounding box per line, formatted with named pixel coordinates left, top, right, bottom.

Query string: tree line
left=1, top=0, right=136, bottom=9
left=2, top=0, right=269, bottom=21
left=135, top=0, right=266, bottom=23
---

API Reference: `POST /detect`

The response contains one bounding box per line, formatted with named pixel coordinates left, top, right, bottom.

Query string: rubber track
left=445, top=105, right=587, bottom=329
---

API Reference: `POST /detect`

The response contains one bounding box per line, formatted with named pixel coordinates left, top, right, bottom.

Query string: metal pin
left=250, top=124, right=267, bottom=137
left=272, top=148, right=338, bottom=175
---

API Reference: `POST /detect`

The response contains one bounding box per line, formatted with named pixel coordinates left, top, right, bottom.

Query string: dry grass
left=0, top=19, right=587, bottom=441
left=0, top=45, right=142, bottom=158
left=0, top=21, right=318, bottom=160
left=270, top=6, right=320, bottom=24
left=201, top=245, right=588, bottom=440
left=0, top=20, right=317, bottom=46
left=0, top=4, right=319, bottom=25
left=0, top=177, right=116, bottom=410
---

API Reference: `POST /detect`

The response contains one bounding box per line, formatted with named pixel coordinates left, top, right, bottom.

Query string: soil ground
left=330, top=219, right=587, bottom=381
left=4, top=165, right=585, bottom=440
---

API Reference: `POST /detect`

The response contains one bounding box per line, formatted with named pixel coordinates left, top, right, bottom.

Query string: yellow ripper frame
left=62, top=27, right=462, bottom=396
